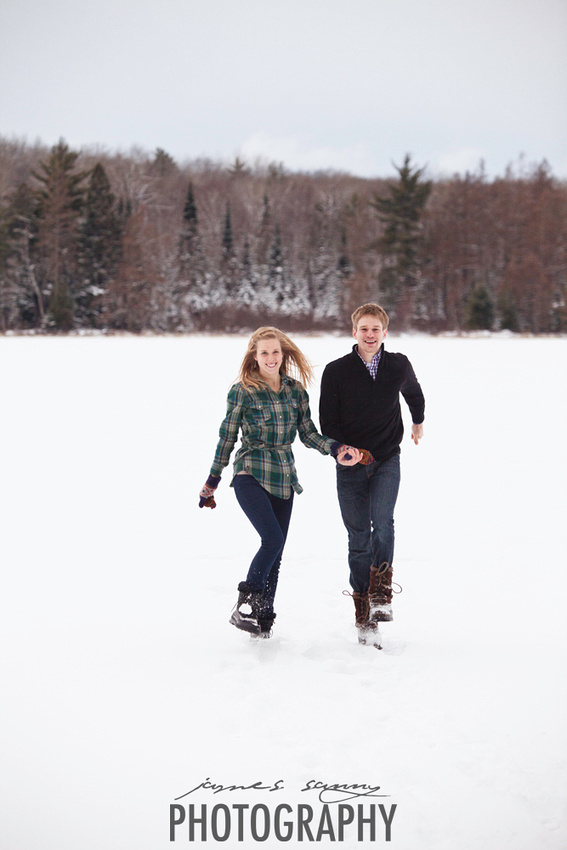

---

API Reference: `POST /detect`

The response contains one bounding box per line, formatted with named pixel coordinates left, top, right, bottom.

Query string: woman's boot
left=252, top=612, right=276, bottom=640
left=229, top=581, right=263, bottom=635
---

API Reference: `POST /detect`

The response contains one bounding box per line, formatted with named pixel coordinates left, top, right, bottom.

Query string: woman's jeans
left=336, top=454, right=401, bottom=593
left=233, top=474, right=294, bottom=612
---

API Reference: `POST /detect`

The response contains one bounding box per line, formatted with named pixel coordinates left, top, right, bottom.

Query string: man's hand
left=337, top=446, right=363, bottom=466
left=411, top=423, right=424, bottom=445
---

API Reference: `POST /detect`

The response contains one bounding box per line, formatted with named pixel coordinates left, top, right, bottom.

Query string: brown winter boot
left=369, top=562, right=400, bottom=622
left=351, top=591, right=381, bottom=648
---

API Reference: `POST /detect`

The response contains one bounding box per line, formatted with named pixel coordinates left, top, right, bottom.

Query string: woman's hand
left=199, top=475, right=221, bottom=508
left=337, top=446, right=363, bottom=466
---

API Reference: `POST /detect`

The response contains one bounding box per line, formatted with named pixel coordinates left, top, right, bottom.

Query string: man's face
left=353, top=314, right=387, bottom=362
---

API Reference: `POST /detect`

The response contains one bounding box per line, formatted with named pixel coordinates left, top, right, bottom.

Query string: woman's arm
left=209, top=384, right=246, bottom=477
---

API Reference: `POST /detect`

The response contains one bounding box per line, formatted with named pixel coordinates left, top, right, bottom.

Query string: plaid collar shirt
left=210, top=375, right=335, bottom=499
left=356, top=345, right=382, bottom=379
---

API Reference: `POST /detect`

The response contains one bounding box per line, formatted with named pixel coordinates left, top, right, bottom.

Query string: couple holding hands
left=199, top=303, right=425, bottom=647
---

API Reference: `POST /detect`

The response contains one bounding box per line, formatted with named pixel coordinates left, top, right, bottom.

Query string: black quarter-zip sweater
left=319, top=344, right=425, bottom=463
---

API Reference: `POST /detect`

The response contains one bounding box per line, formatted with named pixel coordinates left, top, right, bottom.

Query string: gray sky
left=1, top=0, right=566, bottom=179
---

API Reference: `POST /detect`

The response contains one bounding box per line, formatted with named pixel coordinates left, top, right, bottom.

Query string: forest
left=0, top=136, right=566, bottom=335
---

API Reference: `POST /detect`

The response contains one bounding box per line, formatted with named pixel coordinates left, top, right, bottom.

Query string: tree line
left=0, top=136, right=565, bottom=334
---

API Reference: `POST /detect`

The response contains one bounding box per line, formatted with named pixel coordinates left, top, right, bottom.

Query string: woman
left=199, top=327, right=362, bottom=639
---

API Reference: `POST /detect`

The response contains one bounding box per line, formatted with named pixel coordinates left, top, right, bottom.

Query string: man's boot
left=229, top=581, right=263, bottom=635
left=369, top=562, right=399, bottom=622
left=352, top=591, right=381, bottom=648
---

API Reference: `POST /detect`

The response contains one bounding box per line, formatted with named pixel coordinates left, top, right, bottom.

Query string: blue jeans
left=336, top=454, right=401, bottom=593
left=233, top=474, right=294, bottom=612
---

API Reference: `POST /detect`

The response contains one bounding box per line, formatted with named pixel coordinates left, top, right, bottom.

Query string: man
left=319, top=303, right=425, bottom=646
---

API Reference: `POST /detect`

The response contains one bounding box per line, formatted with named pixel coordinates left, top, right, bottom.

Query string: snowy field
left=1, top=332, right=566, bottom=849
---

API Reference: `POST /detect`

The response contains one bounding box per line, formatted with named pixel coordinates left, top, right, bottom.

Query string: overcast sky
left=1, top=0, right=566, bottom=179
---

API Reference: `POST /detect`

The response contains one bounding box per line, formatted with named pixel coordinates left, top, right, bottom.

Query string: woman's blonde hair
left=238, top=327, right=314, bottom=389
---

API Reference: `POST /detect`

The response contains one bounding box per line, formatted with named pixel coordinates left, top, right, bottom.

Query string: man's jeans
left=233, top=474, right=294, bottom=611
left=336, top=454, right=401, bottom=593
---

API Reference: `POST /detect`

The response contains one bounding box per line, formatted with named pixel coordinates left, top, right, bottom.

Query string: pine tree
left=463, top=283, right=495, bottom=330
left=227, top=156, right=250, bottom=177
left=306, top=196, right=346, bottom=327
left=310, top=243, right=344, bottom=326
left=176, top=181, right=208, bottom=329
left=240, top=236, right=256, bottom=298
left=0, top=183, right=43, bottom=328
left=33, top=139, right=87, bottom=330
left=370, top=154, right=431, bottom=319
left=256, top=194, right=272, bottom=269
left=337, top=227, right=352, bottom=279
left=497, top=292, right=520, bottom=332
left=178, top=181, right=199, bottom=274
left=183, top=182, right=198, bottom=230
left=151, top=148, right=177, bottom=176
left=269, top=222, right=284, bottom=306
left=222, top=204, right=233, bottom=260
left=77, top=162, right=122, bottom=327
left=221, top=203, right=239, bottom=298
left=234, top=236, right=259, bottom=313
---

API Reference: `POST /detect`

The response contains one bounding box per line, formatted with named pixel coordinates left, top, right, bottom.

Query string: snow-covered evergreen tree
left=33, top=140, right=88, bottom=330
left=0, top=183, right=43, bottom=329
left=175, top=181, right=210, bottom=329
left=76, top=163, right=123, bottom=328
left=370, top=154, right=431, bottom=322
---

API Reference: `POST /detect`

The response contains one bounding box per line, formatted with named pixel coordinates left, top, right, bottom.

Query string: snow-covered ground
left=1, top=332, right=566, bottom=849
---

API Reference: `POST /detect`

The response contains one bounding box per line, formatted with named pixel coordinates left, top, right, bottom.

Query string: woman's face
left=254, top=337, right=283, bottom=381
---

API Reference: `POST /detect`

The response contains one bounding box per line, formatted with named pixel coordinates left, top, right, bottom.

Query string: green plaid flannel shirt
left=210, top=375, right=336, bottom=499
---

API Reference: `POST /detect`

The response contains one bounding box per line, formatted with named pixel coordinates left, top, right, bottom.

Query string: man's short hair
left=351, top=303, right=390, bottom=330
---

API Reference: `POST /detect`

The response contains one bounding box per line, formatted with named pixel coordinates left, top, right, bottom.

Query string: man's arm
left=401, top=359, right=425, bottom=431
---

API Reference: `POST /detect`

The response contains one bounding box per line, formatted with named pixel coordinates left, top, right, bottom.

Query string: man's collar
left=353, top=343, right=383, bottom=363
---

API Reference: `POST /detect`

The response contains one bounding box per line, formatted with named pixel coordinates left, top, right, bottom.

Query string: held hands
left=199, top=475, right=221, bottom=508
left=336, top=445, right=375, bottom=466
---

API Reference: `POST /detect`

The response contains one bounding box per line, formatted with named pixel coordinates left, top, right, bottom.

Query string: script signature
left=174, top=777, right=389, bottom=805
left=300, top=780, right=390, bottom=804
left=174, top=778, right=284, bottom=800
